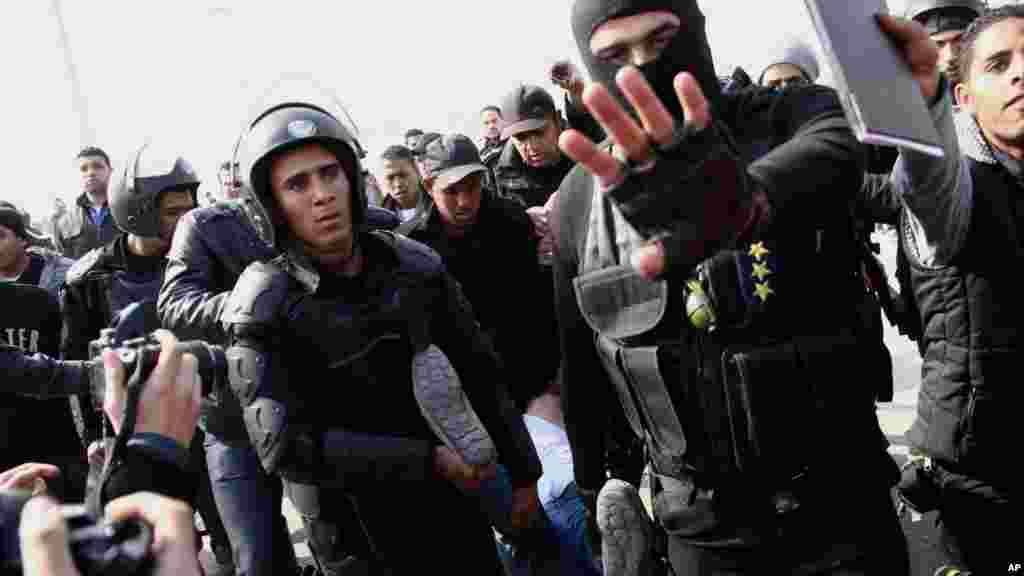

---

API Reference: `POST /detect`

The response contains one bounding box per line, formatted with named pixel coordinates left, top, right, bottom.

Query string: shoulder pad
left=371, top=230, right=443, bottom=276
left=64, top=247, right=104, bottom=284
left=366, top=204, right=401, bottom=231
left=220, top=257, right=296, bottom=327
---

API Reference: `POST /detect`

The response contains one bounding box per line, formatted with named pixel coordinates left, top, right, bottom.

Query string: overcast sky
left=2, top=0, right=1006, bottom=220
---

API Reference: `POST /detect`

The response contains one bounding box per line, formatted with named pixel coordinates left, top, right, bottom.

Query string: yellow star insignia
left=754, top=282, right=775, bottom=303
left=749, top=241, right=771, bottom=260
left=752, top=262, right=772, bottom=281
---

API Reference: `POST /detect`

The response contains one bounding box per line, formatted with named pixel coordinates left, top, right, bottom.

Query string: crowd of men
left=1, top=0, right=1018, bottom=575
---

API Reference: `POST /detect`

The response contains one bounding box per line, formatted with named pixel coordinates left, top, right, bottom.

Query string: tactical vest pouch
left=595, top=336, right=687, bottom=477
left=574, top=264, right=685, bottom=475
left=710, top=332, right=878, bottom=482
left=573, top=264, right=667, bottom=340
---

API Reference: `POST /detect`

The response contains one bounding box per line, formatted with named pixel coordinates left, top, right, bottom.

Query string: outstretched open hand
left=558, top=67, right=712, bottom=279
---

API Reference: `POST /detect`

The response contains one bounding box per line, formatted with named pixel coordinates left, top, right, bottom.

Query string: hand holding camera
left=18, top=491, right=200, bottom=576
left=100, top=329, right=201, bottom=448
left=2, top=327, right=206, bottom=575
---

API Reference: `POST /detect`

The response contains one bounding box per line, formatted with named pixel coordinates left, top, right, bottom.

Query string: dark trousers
left=933, top=466, right=1018, bottom=574
left=285, top=482, right=378, bottom=575
left=665, top=489, right=909, bottom=575
left=204, top=433, right=297, bottom=576
left=190, top=429, right=232, bottom=562
left=288, top=480, right=503, bottom=575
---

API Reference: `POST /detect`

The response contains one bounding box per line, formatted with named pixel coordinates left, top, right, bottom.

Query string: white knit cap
left=758, top=37, right=821, bottom=84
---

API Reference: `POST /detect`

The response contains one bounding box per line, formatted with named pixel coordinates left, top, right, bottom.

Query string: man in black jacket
left=551, top=2, right=945, bottom=574
left=161, top=103, right=542, bottom=575
left=50, top=147, right=118, bottom=260
left=494, top=85, right=575, bottom=211
left=398, top=134, right=544, bottom=410
left=891, top=7, right=1022, bottom=574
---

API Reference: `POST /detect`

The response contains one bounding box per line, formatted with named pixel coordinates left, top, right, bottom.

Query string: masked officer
left=59, top=144, right=235, bottom=575
left=552, top=1, right=946, bottom=574
left=215, top=102, right=543, bottom=575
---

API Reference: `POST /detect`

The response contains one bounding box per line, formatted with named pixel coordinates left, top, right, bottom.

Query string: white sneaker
left=412, top=344, right=497, bottom=467
left=598, top=479, right=653, bottom=576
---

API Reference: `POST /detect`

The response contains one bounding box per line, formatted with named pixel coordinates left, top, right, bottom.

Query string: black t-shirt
left=0, top=282, right=79, bottom=473
left=10, top=252, right=46, bottom=286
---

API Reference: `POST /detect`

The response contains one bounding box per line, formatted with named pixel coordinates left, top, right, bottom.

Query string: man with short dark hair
left=404, top=128, right=425, bottom=150
left=379, top=144, right=431, bottom=223
left=479, top=106, right=504, bottom=163
left=51, top=147, right=118, bottom=259
left=479, top=106, right=506, bottom=195
left=890, top=6, right=1023, bottom=573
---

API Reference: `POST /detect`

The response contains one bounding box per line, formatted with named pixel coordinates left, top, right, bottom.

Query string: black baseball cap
left=0, top=201, right=46, bottom=242
left=420, top=134, right=487, bottom=191
left=500, top=85, right=557, bottom=140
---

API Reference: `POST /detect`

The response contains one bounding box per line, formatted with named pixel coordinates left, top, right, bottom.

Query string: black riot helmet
left=235, top=103, right=365, bottom=250
left=905, top=0, right=984, bottom=34
left=110, top=143, right=199, bottom=237
left=571, top=0, right=721, bottom=123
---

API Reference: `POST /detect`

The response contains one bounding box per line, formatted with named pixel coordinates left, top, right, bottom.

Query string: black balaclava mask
left=572, top=0, right=722, bottom=125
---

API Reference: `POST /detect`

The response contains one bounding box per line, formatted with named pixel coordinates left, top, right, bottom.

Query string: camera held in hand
left=0, top=482, right=154, bottom=575
left=86, top=301, right=228, bottom=410
left=0, top=300, right=229, bottom=574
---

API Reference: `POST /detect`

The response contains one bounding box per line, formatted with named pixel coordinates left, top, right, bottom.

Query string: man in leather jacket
left=212, top=103, right=543, bottom=575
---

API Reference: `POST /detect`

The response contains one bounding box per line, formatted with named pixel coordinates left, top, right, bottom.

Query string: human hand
left=526, top=206, right=550, bottom=238
left=0, top=463, right=60, bottom=494
left=105, top=492, right=201, bottom=576
left=876, top=14, right=942, bottom=102
left=433, top=445, right=498, bottom=491
left=102, top=329, right=201, bottom=448
left=559, top=67, right=714, bottom=279
left=550, top=60, right=585, bottom=104
left=19, top=497, right=81, bottom=576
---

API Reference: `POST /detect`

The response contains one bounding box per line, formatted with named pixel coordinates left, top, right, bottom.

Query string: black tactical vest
left=904, top=157, right=1024, bottom=480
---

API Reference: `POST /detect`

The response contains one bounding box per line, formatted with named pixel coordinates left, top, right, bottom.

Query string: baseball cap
left=411, top=132, right=442, bottom=158
left=0, top=201, right=46, bottom=242
left=420, top=134, right=488, bottom=191
left=500, top=85, right=557, bottom=140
